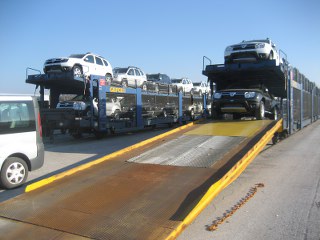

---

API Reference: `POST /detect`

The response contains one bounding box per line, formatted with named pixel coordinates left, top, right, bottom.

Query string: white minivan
left=0, top=95, right=44, bottom=189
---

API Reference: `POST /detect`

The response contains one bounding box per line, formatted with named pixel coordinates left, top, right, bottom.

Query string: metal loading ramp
left=0, top=120, right=279, bottom=240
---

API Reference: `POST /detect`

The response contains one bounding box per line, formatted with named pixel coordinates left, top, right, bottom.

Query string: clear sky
left=0, top=0, right=319, bottom=94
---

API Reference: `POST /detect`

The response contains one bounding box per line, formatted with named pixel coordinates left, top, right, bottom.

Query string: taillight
left=37, top=112, right=42, bottom=138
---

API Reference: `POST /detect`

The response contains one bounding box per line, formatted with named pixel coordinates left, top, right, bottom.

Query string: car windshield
left=171, top=79, right=182, bottom=83
left=243, top=39, right=270, bottom=44
left=71, top=95, right=88, bottom=101
left=226, top=82, right=263, bottom=90
left=193, top=83, right=201, bottom=86
left=147, top=74, right=160, bottom=81
left=114, top=68, right=128, bottom=74
left=69, top=54, right=86, bottom=58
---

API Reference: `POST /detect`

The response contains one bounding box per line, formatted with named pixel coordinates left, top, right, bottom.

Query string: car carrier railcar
left=26, top=69, right=211, bottom=139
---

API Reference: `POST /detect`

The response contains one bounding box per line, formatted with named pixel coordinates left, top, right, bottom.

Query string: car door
left=134, top=69, right=142, bottom=86
left=127, top=68, right=135, bottom=87
left=94, top=56, right=106, bottom=76
left=82, top=54, right=96, bottom=75
left=182, top=79, right=187, bottom=92
left=187, top=79, right=193, bottom=92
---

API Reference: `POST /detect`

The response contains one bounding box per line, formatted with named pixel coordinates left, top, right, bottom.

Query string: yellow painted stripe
left=25, top=121, right=196, bottom=192
left=165, top=119, right=283, bottom=240
left=185, top=120, right=272, bottom=137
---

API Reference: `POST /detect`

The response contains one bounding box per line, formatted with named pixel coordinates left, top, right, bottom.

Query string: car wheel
left=71, top=130, right=82, bottom=139
left=121, top=80, right=128, bottom=88
left=272, top=132, right=280, bottom=145
left=162, top=109, right=167, bottom=118
left=212, top=109, right=221, bottom=120
left=105, top=73, right=112, bottom=85
left=272, top=107, right=278, bottom=120
left=0, top=157, right=28, bottom=189
left=155, top=84, right=159, bottom=93
left=114, top=110, right=121, bottom=120
left=255, top=101, right=265, bottom=120
left=190, top=109, right=195, bottom=120
left=269, top=51, right=274, bottom=60
left=73, top=65, right=83, bottom=78
left=142, top=83, right=147, bottom=91
left=84, top=107, right=92, bottom=118
left=233, top=113, right=241, bottom=120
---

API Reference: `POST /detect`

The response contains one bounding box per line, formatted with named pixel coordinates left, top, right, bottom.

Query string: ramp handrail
left=203, top=56, right=212, bottom=71
left=26, top=67, right=41, bottom=79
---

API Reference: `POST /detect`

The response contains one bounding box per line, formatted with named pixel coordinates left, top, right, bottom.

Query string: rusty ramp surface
left=0, top=162, right=215, bottom=240
left=0, top=120, right=276, bottom=240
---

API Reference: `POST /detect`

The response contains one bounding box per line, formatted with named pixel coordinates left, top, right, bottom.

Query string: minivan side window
left=0, top=101, right=35, bottom=134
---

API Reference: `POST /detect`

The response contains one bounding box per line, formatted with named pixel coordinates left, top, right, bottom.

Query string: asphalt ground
left=178, top=120, right=320, bottom=240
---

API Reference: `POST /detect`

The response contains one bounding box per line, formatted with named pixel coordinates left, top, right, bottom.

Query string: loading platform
left=0, top=119, right=282, bottom=240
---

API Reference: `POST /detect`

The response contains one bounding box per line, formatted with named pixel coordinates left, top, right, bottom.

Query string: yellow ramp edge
left=166, top=119, right=283, bottom=240
left=25, top=121, right=195, bottom=192
left=185, top=120, right=272, bottom=137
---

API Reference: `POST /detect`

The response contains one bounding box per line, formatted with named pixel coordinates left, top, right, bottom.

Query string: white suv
left=224, top=38, right=281, bottom=65
left=0, top=95, right=44, bottom=189
left=193, top=81, right=211, bottom=96
left=171, top=78, right=194, bottom=94
left=43, top=52, right=113, bottom=81
left=112, top=67, right=147, bottom=90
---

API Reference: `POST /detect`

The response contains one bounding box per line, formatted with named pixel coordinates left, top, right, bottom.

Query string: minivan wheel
left=0, top=157, right=28, bottom=189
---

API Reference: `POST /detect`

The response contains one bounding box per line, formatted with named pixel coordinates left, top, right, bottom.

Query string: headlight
left=255, top=43, right=265, bottom=49
left=244, top=92, right=256, bottom=98
left=214, top=92, right=222, bottom=99
left=73, top=102, right=86, bottom=110
left=60, top=58, right=69, bottom=62
left=225, top=46, right=233, bottom=52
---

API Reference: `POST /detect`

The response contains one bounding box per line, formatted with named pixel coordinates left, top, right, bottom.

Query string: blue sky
left=0, top=0, right=319, bottom=94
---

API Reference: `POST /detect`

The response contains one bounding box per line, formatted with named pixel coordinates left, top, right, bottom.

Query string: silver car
left=112, top=66, right=147, bottom=90
left=57, top=95, right=122, bottom=119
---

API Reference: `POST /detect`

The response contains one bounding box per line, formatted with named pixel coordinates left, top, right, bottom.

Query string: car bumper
left=225, top=49, right=269, bottom=62
left=213, top=99, right=259, bottom=114
left=44, top=64, right=73, bottom=73
left=30, top=142, right=44, bottom=171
